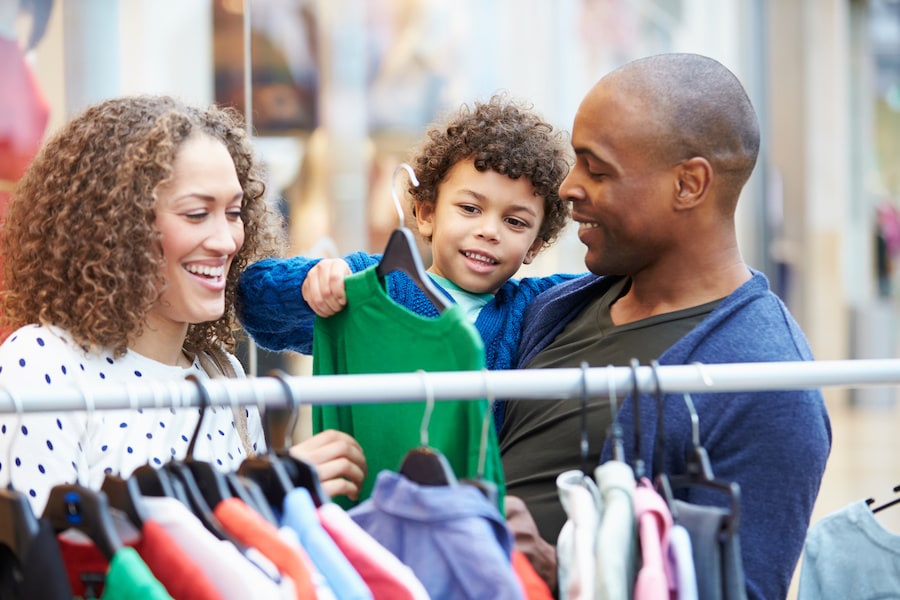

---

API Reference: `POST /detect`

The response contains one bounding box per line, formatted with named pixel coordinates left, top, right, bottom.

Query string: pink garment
left=317, top=501, right=429, bottom=600
left=633, top=478, right=675, bottom=600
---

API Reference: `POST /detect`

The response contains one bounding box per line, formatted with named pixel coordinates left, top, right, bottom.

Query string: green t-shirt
left=312, top=266, right=505, bottom=510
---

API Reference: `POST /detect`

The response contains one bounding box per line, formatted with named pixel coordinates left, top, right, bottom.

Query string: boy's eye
left=506, top=217, right=528, bottom=228
left=460, top=205, right=479, bottom=214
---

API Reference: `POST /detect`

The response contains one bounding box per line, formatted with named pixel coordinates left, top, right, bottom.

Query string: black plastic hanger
left=178, top=376, right=233, bottom=510
left=41, top=484, right=123, bottom=562
left=866, top=484, right=900, bottom=513
left=579, top=361, right=591, bottom=475
left=101, top=474, right=148, bottom=530
left=629, top=358, right=646, bottom=480
left=162, top=376, right=240, bottom=544
left=39, top=387, right=123, bottom=561
left=375, top=163, right=451, bottom=312
left=237, top=370, right=300, bottom=512
left=655, top=383, right=741, bottom=536
left=650, top=360, right=667, bottom=481
left=268, top=370, right=331, bottom=507
left=398, top=371, right=458, bottom=486
left=605, top=364, right=626, bottom=462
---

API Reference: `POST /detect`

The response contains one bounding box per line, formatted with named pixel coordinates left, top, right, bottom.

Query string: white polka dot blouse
left=0, top=324, right=264, bottom=513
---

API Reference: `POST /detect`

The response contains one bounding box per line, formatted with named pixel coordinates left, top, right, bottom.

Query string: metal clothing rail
left=1, top=359, right=899, bottom=414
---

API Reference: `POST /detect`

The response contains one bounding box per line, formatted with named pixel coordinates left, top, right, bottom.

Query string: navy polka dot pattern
left=0, top=324, right=264, bottom=513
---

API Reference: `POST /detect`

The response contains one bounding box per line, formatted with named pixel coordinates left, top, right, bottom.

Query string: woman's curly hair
left=0, top=95, right=285, bottom=356
left=409, top=93, right=571, bottom=248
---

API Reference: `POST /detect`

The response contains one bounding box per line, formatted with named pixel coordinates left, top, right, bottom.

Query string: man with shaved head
left=498, top=54, right=831, bottom=599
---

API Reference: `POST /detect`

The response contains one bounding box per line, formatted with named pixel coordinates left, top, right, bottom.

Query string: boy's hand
left=302, top=258, right=352, bottom=317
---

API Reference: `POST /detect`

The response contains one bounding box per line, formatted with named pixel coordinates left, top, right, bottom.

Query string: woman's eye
left=185, top=212, right=207, bottom=221
left=227, top=210, right=243, bottom=221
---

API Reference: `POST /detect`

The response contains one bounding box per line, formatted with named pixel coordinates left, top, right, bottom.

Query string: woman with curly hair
left=0, top=94, right=366, bottom=511
left=236, top=93, right=583, bottom=507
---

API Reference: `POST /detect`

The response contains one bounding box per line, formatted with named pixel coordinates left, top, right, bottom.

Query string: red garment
left=511, top=550, right=554, bottom=600
left=57, top=519, right=222, bottom=600
left=0, top=36, right=50, bottom=182
left=214, top=498, right=317, bottom=599
left=140, top=519, right=224, bottom=600
left=55, top=518, right=223, bottom=600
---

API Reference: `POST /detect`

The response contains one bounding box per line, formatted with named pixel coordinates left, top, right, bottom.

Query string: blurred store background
left=3, top=0, right=900, bottom=595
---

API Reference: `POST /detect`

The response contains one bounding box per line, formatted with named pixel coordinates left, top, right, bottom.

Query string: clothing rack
left=1, top=358, right=899, bottom=414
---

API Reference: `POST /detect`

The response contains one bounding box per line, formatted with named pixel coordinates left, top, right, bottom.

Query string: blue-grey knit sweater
left=237, top=252, right=581, bottom=372
left=507, top=268, right=832, bottom=600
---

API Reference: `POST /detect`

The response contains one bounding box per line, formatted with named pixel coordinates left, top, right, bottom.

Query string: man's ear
left=522, top=237, right=545, bottom=265
left=673, top=156, right=712, bottom=211
left=415, top=200, right=435, bottom=238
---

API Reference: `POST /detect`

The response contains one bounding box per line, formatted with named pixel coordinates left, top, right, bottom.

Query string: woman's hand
left=301, top=259, right=352, bottom=317
left=288, top=429, right=367, bottom=501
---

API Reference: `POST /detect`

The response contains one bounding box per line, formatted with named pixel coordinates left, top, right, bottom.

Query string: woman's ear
left=415, top=200, right=435, bottom=238
left=673, top=156, right=712, bottom=211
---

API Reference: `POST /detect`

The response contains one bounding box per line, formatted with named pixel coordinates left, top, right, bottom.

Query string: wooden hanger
left=375, top=163, right=451, bottom=312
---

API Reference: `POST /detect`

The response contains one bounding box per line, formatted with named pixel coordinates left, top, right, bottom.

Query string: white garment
left=556, top=469, right=601, bottom=600
left=144, top=496, right=294, bottom=600
left=668, top=524, right=698, bottom=600
left=0, top=324, right=263, bottom=512
left=593, top=460, right=637, bottom=600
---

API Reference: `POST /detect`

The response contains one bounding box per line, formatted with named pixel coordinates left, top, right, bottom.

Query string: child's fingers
left=302, top=259, right=351, bottom=317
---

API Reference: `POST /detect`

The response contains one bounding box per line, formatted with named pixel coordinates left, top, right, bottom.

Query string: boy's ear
left=522, top=237, right=544, bottom=265
left=415, top=200, right=435, bottom=237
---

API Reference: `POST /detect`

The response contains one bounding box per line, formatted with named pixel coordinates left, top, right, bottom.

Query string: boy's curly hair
left=409, top=93, right=571, bottom=248
left=0, top=95, right=285, bottom=356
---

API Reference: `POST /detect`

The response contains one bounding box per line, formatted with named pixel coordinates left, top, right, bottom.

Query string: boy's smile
left=416, top=159, right=545, bottom=295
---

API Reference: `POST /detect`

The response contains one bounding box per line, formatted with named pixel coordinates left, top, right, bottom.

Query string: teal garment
left=102, top=547, right=173, bottom=600
left=429, top=273, right=493, bottom=321
left=312, top=266, right=504, bottom=511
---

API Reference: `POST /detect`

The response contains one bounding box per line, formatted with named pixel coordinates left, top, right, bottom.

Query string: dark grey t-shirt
left=499, top=277, right=720, bottom=543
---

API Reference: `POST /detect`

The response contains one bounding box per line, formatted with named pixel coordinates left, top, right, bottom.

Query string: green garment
left=102, top=547, right=173, bottom=600
left=312, top=266, right=505, bottom=511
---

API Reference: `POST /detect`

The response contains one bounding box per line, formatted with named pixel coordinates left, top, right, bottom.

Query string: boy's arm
left=236, top=252, right=377, bottom=353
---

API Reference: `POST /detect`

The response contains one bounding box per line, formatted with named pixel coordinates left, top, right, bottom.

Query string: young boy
left=238, top=93, right=577, bottom=371
left=236, top=94, right=580, bottom=507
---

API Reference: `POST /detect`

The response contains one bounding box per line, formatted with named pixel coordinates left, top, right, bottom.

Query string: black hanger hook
left=629, top=358, right=644, bottom=480
left=649, top=360, right=666, bottom=480
left=185, top=375, right=211, bottom=460
left=579, top=361, right=590, bottom=475
left=605, top=364, right=625, bottom=462
left=267, top=369, right=301, bottom=452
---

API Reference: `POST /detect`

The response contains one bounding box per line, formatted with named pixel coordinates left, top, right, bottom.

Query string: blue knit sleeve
left=236, top=252, right=378, bottom=353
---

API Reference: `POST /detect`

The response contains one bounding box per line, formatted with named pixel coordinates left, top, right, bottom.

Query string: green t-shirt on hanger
left=311, top=265, right=505, bottom=511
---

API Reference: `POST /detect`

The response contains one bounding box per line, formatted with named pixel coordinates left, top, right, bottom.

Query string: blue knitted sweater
left=237, top=252, right=581, bottom=373
left=507, top=269, right=833, bottom=600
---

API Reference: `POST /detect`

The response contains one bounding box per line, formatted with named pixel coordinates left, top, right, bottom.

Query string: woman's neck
left=129, top=318, right=191, bottom=367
